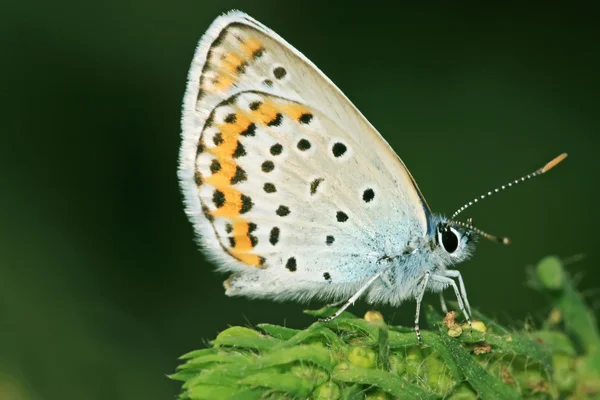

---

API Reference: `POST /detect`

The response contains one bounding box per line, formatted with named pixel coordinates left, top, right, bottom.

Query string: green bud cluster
left=171, top=256, right=599, bottom=399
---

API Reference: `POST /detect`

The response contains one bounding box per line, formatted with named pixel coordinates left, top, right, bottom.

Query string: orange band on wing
left=232, top=252, right=263, bottom=267
left=281, top=104, right=310, bottom=120
left=251, top=100, right=279, bottom=125
left=240, top=38, right=263, bottom=58
left=220, top=52, right=246, bottom=75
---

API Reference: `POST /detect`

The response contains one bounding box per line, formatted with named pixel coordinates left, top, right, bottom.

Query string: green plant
left=170, top=256, right=600, bottom=399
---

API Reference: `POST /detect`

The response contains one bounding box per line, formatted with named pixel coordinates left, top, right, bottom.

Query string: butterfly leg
left=319, top=272, right=382, bottom=322
left=414, top=271, right=430, bottom=345
left=323, top=299, right=346, bottom=309
left=443, top=270, right=472, bottom=316
left=430, top=274, right=472, bottom=331
left=439, top=292, right=448, bottom=314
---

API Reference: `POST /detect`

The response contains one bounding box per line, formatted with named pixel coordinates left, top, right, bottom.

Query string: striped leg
left=319, top=272, right=382, bottom=322
left=431, top=274, right=472, bottom=331
left=323, top=299, right=346, bottom=309
left=444, top=269, right=472, bottom=316
left=439, top=292, right=448, bottom=314
left=414, top=271, right=430, bottom=344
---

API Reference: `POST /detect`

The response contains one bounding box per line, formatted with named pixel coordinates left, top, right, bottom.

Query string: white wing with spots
left=179, top=11, right=431, bottom=302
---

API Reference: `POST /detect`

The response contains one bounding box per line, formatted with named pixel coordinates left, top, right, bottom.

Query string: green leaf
left=447, top=303, right=553, bottom=372
left=557, top=286, right=600, bottom=353
left=238, top=370, right=315, bottom=397
left=377, top=324, right=390, bottom=370
left=332, top=363, right=436, bottom=399
left=322, top=318, right=379, bottom=343
left=179, top=348, right=218, bottom=360
left=168, top=369, right=199, bottom=382
left=536, top=255, right=565, bottom=290
left=529, top=330, right=576, bottom=356
left=172, top=255, right=592, bottom=399
left=227, top=388, right=264, bottom=400
left=184, top=367, right=241, bottom=388
left=183, top=362, right=252, bottom=390
left=465, top=305, right=510, bottom=336
left=186, top=384, right=239, bottom=399
left=486, top=332, right=553, bottom=372
left=257, top=323, right=301, bottom=340
left=178, top=352, right=252, bottom=370
left=272, top=323, right=346, bottom=350
left=304, top=306, right=357, bottom=319
left=340, top=384, right=364, bottom=400
left=426, top=308, right=521, bottom=400
left=252, top=344, right=335, bottom=372
left=531, top=256, right=600, bottom=353
left=386, top=329, right=419, bottom=348
left=212, top=326, right=281, bottom=350
left=386, top=327, right=462, bottom=381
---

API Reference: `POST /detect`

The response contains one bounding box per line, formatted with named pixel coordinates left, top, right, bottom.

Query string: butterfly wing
left=179, top=11, right=431, bottom=302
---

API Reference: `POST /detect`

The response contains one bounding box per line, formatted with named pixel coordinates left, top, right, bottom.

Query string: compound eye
left=439, top=228, right=460, bottom=253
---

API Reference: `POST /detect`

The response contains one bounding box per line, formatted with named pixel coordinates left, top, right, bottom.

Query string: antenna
left=448, top=220, right=511, bottom=245
left=451, top=153, right=568, bottom=219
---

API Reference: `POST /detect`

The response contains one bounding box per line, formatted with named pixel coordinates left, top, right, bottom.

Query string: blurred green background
left=1, top=1, right=598, bottom=399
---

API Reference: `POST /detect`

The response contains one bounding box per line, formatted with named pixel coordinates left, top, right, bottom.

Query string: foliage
left=171, top=256, right=600, bottom=399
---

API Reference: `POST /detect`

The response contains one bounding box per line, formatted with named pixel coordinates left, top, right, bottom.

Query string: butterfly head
left=422, top=216, right=477, bottom=266
left=435, top=221, right=474, bottom=257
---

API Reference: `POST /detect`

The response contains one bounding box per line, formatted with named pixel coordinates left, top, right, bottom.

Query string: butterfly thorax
left=362, top=214, right=476, bottom=306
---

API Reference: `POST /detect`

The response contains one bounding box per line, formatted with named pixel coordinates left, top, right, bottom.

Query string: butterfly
left=178, top=10, right=567, bottom=343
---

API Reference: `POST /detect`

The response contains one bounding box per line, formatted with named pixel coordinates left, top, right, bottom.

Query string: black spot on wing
left=241, top=123, right=256, bottom=137
left=249, top=234, right=258, bottom=247
left=210, top=159, right=221, bottom=173
left=310, top=178, right=323, bottom=195
left=363, top=188, right=375, bottom=203
left=224, top=113, right=237, bottom=124
left=270, top=143, right=283, bottom=156
left=213, top=190, right=225, bottom=208
left=194, top=171, right=203, bottom=186
left=273, top=66, right=287, bottom=79
left=336, top=211, right=348, bottom=222
left=240, top=194, right=253, bottom=214
left=233, top=141, right=246, bottom=158
left=269, top=227, right=280, bottom=245
left=230, top=166, right=247, bottom=184
left=332, top=142, right=347, bottom=158
left=213, top=132, right=224, bottom=146
left=262, top=161, right=275, bottom=173
left=236, top=61, right=249, bottom=74
left=263, top=183, right=276, bottom=193
left=297, top=139, right=311, bottom=151
left=276, top=205, right=290, bottom=217
left=299, top=113, right=313, bottom=124
left=252, top=48, right=264, bottom=59
left=202, top=205, right=214, bottom=223
left=285, top=257, right=297, bottom=272
left=267, top=113, right=283, bottom=127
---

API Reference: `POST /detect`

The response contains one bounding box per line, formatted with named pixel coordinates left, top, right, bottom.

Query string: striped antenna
left=451, top=153, right=568, bottom=219
left=449, top=220, right=511, bottom=245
